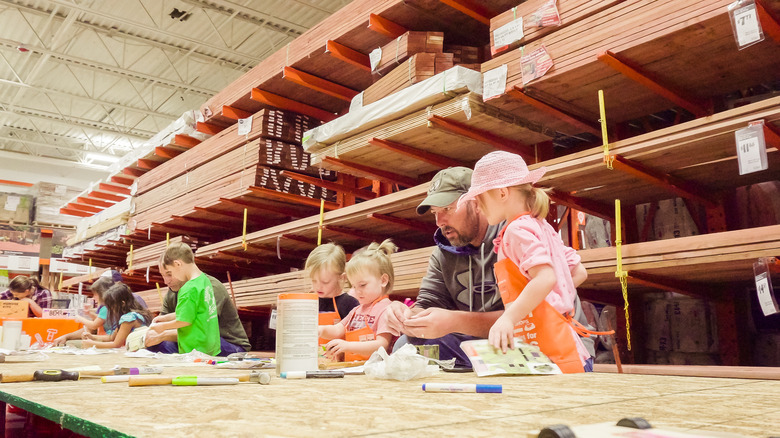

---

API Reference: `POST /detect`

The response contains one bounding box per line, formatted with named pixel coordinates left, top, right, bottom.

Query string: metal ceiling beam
left=0, top=133, right=119, bottom=161
left=0, top=106, right=155, bottom=139
left=5, top=0, right=252, bottom=71
left=43, top=0, right=267, bottom=64
left=0, top=149, right=111, bottom=172
left=0, top=37, right=217, bottom=96
left=0, top=78, right=178, bottom=121
left=178, top=0, right=309, bottom=36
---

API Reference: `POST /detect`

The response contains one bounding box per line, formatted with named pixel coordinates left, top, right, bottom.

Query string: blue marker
left=422, top=383, right=502, bottom=393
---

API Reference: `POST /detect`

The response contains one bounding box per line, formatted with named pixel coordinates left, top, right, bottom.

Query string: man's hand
left=402, top=307, right=455, bottom=340
left=145, top=329, right=164, bottom=347
left=384, top=301, right=413, bottom=336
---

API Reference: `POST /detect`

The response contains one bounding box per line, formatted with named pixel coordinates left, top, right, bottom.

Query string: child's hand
left=323, top=339, right=348, bottom=360
left=82, top=332, right=96, bottom=341
left=82, top=340, right=95, bottom=348
left=149, top=323, right=163, bottom=333
left=53, top=336, right=68, bottom=346
left=489, top=315, right=516, bottom=354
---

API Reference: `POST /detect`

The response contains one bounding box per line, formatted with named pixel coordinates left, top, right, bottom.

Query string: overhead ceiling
left=0, top=0, right=346, bottom=175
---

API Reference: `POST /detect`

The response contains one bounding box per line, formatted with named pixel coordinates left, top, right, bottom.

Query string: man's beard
left=442, top=205, right=480, bottom=246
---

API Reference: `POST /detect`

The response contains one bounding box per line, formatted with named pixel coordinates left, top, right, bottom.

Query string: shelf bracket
left=325, top=40, right=371, bottom=72
left=427, top=114, right=537, bottom=162
left=248, top=186, right=340, bottom=210
left=508, top=87, right=601, bottom=136
left=322, top=157, right=420, bottom=187
left=368, top=138, right=466, bottom=169
left=610, top=154, right=718, bottom=208
left=597, top=50, right=712, bottom=118
left=548, top=190, right=614, bottom=222
left=282, top=66, right=358, bottom=102
left=222, top=105, right=253, bottom=120
left=251, top=88, right=336, bottom=122
left=195, top=121, right=225, bottom=135
left=368, top=13, right=407, bottom=38
left=438, top=0, right=492, bottom=25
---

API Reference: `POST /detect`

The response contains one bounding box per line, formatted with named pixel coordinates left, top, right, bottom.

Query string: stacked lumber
left=129, top=142, right=336, bottom=233
left=198, top=0, right=520, bottom=125
left=363, top=53, right=453, bottom=106
left=532, top=95, right=780, bottom=208
left=482, top=0, right=780, bottom=135
left=310, top=93, right=555, bottom=180
left=581, top=224, right=780, bottom=288
left=136, top=109, right=318, bottom=195
left=489, top=0, right=623, bottom=54
left=373, top=31, right=444, bottom=74
left=126, top=236, right=197, bottom=271
left=444, top=45, right=481, bottom=64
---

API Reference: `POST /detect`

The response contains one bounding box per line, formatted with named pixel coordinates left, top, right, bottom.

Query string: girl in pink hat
left=458, top=151, right=597, bottom=373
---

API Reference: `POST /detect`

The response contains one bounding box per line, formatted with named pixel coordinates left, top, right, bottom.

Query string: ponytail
left=346, top=239, right=398, bottom=294
left=515, top=184, right=550, bottom=219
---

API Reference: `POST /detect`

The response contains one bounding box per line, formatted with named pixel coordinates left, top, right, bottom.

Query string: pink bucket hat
left=457, top=151, right=546, bottom=208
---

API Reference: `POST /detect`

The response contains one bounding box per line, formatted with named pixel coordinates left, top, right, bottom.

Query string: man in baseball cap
left=385, top=166, right=596, bottom=369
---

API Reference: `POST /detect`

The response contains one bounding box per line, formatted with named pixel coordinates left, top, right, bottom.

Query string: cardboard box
left=0, top=300, right=29, bottom=318
left=670, top=298, right=719, bottom=354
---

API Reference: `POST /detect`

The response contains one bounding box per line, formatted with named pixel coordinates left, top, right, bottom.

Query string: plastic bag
left=364, top=343, right=449, bottom=381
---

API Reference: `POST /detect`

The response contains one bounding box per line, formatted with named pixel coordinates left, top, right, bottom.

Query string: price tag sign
left=369, top=47, right=382, bottom=71
left=237, top=116, right=253, bottom=136
left=493, top=17, right=524, bottom=48
left=729, top=0, right=764, bottom=49
left=520, top=45, right=554, bottom=85
left=269, top=309, right=278, bottom=330
left=735, top=121, right=768, bottom=175
left=753, top=257, right=779, bottom=316
left=482, top=64, right=508, bottom=101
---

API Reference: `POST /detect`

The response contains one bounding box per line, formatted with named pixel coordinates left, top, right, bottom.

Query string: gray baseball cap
left=416, top=167, right=472, bottom=215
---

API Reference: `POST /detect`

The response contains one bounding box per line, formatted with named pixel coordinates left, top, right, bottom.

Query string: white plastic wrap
left=303, top=66, right=482, bottom=152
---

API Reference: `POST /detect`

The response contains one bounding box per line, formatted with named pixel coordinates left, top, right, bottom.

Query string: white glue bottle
left=275, top=293, right=319, bottom=376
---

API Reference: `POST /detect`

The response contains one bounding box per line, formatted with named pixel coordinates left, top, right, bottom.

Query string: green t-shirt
left=161, top=275, right=251, bottom=350
left=175, top=273, right=221, bottom=356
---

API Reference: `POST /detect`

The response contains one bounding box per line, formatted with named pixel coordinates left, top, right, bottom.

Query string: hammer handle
left=0, top=373, right=35, bottom=383
left=128, top=375, right=173, bottom=387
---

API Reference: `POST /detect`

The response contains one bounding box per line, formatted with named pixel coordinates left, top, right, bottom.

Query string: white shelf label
left=369, top=47, right=382, bottom=71
left=756, top=275, right=779, bottom=316
left=237, top=116, right=253, bottom=136
left=735, top=122, right=768, bottom=175
left=483, top=64, right=508, bottom=100
left=493, top=17, right=524, bottom=48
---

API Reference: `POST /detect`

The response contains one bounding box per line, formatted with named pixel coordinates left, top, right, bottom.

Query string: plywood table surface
left=0, top=352, right=778, bottom=437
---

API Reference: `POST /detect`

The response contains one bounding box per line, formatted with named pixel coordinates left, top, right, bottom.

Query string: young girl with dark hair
left=82, top=283, right=152, bottom=349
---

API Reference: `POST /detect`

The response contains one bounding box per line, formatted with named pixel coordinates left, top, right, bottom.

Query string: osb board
left=0, top=352, right=778, bottom=437
left=311, top=93, right=556, bottom=180
left=484, top=0, right=780, bottom=132
left=532, top=96, right=780, bottom=206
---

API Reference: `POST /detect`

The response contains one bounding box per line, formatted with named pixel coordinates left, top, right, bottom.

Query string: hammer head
left=249, top=371, right=270, bottom=385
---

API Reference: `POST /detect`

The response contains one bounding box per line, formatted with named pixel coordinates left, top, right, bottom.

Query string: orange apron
left=343, top=296, right=388, bottom=362
left=493, top=213, right=585, bottom=374
left=318, top=297, right=342, bottom=345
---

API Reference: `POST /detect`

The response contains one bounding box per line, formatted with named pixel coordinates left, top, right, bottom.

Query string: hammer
left=0, top=369, right=82, bottom=383
left=128, top=371, right=271, bottom=386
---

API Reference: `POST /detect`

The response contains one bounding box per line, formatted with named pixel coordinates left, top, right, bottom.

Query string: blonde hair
left=305, top=243, right=346, bottom=277
left=345, top=239, right=397, bottom=294
left=161, top=242, right=194, bottom=266
left=513, top=184, right=550, bottom=219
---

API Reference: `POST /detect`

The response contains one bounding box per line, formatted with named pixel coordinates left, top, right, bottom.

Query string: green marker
left=171, top=376, right=239, bottom=386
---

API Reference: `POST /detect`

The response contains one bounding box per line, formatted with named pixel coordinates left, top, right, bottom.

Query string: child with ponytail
left=318, top=239, right=398, bottom=361
left=458, top=151, right=597, bottom=373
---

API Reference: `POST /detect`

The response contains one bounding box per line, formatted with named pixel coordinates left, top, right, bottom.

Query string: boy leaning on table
left=148, top=242, right=221, bottom=356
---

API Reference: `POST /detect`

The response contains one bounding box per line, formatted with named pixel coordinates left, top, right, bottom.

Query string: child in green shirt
left=149, top=242, right=221, bottom=356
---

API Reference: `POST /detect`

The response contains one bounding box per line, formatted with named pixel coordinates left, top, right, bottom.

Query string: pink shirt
left=340, top=297, right=394, bottom=338
left=493, top=215, right=589, bottom=365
